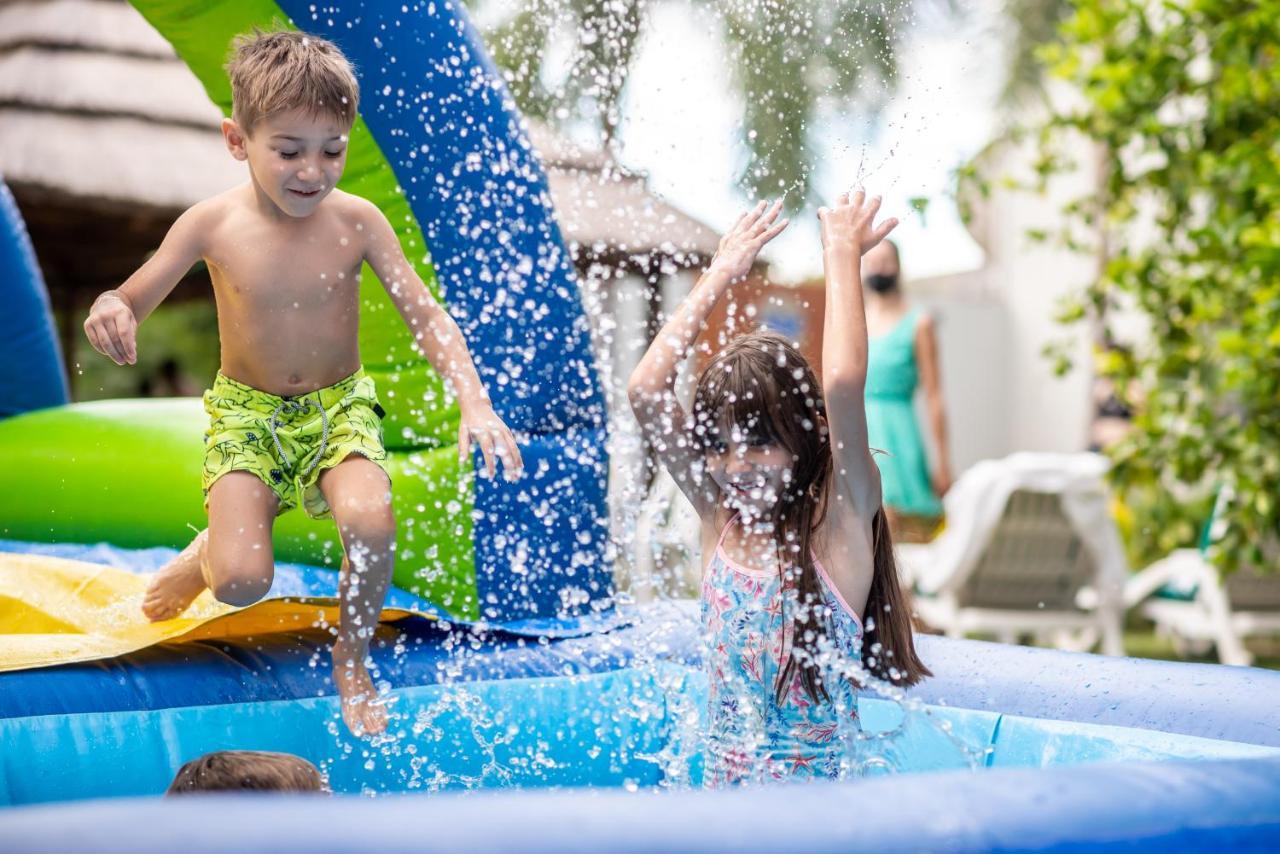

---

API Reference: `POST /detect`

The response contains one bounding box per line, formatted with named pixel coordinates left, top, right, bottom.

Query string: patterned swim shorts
left=201, top=368, right=389, bottom=518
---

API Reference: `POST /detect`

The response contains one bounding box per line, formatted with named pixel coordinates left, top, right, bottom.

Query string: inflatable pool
left=2, top=543, right=1279, bottom=851
left=2, top=0, right=1279, bottom=850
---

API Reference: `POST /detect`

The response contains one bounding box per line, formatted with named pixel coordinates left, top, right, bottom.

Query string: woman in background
left=861, top=240, right=952, bottom=543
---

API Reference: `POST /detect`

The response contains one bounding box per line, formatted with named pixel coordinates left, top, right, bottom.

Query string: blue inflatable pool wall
left=2, top=583, right=1280, bottom=850
left=2, top=539, right=1280, bottom=850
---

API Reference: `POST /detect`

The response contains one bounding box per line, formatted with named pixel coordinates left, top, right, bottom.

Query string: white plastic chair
left=897, top=453, right=1127, bottom=655
left=1123, top=496, right=1280, bottom=666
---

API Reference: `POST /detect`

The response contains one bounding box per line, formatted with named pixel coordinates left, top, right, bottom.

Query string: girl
left=627, top=191, right=930, bottom=786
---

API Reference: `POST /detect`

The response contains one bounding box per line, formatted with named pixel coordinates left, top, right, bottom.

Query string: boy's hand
left=84, top=291, right=138, bottom=365
left=459, top=401, right=524, bottom=481
left=708, top=200, right=789, bottom=282
left=818, top=189, right=898, bottom=258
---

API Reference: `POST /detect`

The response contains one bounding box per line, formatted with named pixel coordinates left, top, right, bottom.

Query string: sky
left=597, top=0, right=1007, bottom=282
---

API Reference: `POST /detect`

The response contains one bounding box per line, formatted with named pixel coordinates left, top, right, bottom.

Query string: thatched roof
left=0, top=0, right=236, bottom=310
left=1, top=0, right=172, bottom=56
left=0, top=0, right=719, bottom=277
left=0, top=1, right=240, bottom=211
left=522, top=123, right=720, bottom=268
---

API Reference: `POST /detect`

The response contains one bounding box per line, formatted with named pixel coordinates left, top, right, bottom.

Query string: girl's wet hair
left=693, top=330, right=930, bottom=699
left=692, top=335, right=794, bottom=455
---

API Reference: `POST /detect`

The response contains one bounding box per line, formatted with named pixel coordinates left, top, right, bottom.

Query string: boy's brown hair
left=166, top=750, right=326, bottom=794
left=225, top=28, right=359, bottom=134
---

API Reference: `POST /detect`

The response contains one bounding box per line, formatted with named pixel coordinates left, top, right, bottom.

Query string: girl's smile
left=706, top=424, right=793, bottom=517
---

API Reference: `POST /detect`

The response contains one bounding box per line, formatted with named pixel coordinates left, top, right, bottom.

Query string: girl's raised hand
left=818, top=189, right=897, bottom=257
left=708, top=200, right=790, bottom=282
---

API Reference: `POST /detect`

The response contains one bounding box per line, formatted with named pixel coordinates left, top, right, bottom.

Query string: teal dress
left=865, top=309, right=942, bottom=517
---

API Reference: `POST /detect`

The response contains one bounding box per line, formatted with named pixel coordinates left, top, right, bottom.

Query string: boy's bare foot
left=333, top=651, right=388, bottom=736
left=142, top=529, right=209, bottom=621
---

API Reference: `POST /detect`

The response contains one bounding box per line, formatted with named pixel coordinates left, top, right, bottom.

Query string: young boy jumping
left=83, top=29, right=521, bottom=736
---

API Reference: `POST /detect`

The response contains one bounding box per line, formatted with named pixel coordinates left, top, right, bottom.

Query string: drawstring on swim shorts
left=269, top=396, right=330, bottom=480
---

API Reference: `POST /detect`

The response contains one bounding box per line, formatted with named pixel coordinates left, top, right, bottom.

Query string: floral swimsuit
left=701, top=514, right=863, bottom=786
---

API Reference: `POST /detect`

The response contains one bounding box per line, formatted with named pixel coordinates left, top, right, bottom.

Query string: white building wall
left=911, top=135, right=1100, bottom=471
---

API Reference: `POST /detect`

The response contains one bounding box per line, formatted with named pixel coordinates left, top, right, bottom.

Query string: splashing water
left=299, top=602, right=987, bottom=795
left=264, top=0, right=1000, bottom=795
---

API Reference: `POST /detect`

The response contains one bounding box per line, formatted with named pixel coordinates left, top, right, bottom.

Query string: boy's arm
left=627, top=201, right=788, bottom=518
left=83, top=204, right=207, bottom=365
left=359, top=200, right=522, bottom=479
left=818, top=190, right=897, bottom=519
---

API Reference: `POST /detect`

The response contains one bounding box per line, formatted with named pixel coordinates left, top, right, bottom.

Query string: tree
left=479, top=0, right=916, bottom=207
left=1006, top=0, right=1280, bottom=571
left=999, top=0, right=1072, bottom=104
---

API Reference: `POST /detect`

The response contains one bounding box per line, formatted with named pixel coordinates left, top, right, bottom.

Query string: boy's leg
left=318, top=455, right=396, bottom=736
left=143, top=472, right=279, bottom=621
left=204, top=471, right=279, bottom=605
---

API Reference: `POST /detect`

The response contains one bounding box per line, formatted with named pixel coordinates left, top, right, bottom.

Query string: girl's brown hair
left=692, top=331, right=930, bottom=701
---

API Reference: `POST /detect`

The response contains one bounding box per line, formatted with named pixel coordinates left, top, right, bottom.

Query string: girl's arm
left=915, top=315, right=953, bottom=497
left=360, top=200, right=523, bottom=480
left=83, top=202, right=209, bottom=365
left=627, top=201, right=788, bottom=518
left=818, top=190, right=898, bottom=519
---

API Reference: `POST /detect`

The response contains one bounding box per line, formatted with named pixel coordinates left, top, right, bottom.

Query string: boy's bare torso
left=201, top=185, right=369, bottom=396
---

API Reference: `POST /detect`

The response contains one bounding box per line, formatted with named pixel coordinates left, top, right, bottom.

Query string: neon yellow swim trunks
left=201, top=368, right=389, bottom=518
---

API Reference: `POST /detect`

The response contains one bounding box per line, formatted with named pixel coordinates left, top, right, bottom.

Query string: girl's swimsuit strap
left=714, top=510, right=864, bottom=632
left=712, top=511, right=741, bottom=555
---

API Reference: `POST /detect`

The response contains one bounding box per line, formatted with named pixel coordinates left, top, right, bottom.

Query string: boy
left=167, top=750, right=326, bottom=794
left=83, top=30, right=521, bottom=736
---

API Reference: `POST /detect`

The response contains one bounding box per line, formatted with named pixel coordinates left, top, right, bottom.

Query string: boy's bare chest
left=205, top=227, right=365, bottom=311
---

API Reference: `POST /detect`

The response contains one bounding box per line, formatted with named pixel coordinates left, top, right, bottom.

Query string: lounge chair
left=1123, top=494, right=1280, bottom=666
left=897, top=452, right=1127, bottom=655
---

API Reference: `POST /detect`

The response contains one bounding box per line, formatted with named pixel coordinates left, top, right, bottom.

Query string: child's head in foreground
left=692, top=330, right=929, bottom=692
left=222, top=28, right=360, bottom=217
left=166, top=750, right=326, bottom=795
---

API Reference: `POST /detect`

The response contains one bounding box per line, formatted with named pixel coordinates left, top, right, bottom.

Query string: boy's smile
left=224, top=108, right=350, bottom=218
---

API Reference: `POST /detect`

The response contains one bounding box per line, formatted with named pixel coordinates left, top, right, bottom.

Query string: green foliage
left=69, top=299, right=218, bottom=401
left=1012, top=0, right=1280, bottom=572
left=908, top=195, right=931, bottom=224
left=487, top=0, right=644, bottom=144
left=1000, top=0, right=1072, bottom=103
